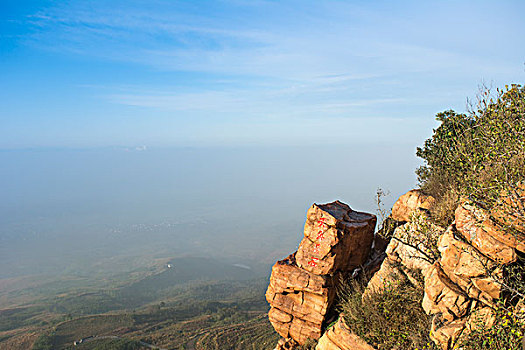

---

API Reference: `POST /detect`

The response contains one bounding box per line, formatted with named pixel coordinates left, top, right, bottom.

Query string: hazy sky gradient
left=2, top=0, right=524, bottom=148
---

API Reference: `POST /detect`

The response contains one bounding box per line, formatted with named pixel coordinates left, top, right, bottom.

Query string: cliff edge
left=267, top=189, right=525, bottom=350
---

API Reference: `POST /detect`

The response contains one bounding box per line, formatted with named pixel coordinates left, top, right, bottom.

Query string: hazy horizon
left=0, top=143, right=420, bottom=280
left=1, top=0, right=524, bottom=308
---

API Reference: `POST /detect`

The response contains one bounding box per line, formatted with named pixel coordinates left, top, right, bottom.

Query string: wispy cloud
left=3, top=0, right=524, bottom=147
left=22, top=1, right=465, bottom=80
left=107, top=88, right=407, bottom=117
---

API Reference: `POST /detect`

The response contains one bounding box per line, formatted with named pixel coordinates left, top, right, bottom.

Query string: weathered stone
left=385, top=219, right=443, bottom=276
left=315, top=316, right=374, bottom=350
left=269, top=307, right=293, bottom=323
left=266, top=253, right=335, bottom=296
left=273, top=338, right=298, bottom=350
left=438, top=225, right=502, bottom=305
left=289, top=317, right=323, bottom=344
left=391, top=189, right=435, bottom=222
left=429, top=307, right=496, bottom=350
left=423, top=263, right=471, bottom=321
left=296, top=201, right=376, bottom=275
left=429, top=315, right=467, bottom=350
left=455, top=201, right=518, bottom=263
left=464, top=306, right=496, bottom=333
left=266, top=253, right=337, bottom=344
left=422, top=291, right=441, bottom=315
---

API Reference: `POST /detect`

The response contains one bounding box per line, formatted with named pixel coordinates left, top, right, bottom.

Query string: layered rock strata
left=266, top=201, right=376, bottom=345
left=424, top=199, right=524, bottom=349
left=268, top=189, right=523, bottom=350
left=455, top=201, right=519, bottom=263
left=364, top=190, right=522, bottom=350
left=266, top=253, right=337, bottom=343
left=296, top=201, right=376, bottom=275
left=437, top=226, right=502, bottom=305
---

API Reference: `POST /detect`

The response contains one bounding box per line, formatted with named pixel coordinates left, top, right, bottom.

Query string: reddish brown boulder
left=438, top=226, right=501, bottom=305
left=455, top=202, right=518, bottom=263
left=391, top=189, right=435, bottom=222
left=296, top=201, right=376, bottom=275
left=315, top=316, right=374, bottom=350
left=423, top=263, right=471, bottom=321
left=266, top=254, right=337, bottom=344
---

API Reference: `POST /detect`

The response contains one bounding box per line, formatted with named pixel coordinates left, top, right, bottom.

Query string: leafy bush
left=339, top=277, right=437, bottom=350
left=416, top=84, right=525, bottom=226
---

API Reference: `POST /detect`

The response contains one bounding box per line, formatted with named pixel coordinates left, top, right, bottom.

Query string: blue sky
left=1, top=0, right=524, bottom=149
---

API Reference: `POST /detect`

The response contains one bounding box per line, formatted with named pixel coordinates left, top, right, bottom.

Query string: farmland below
left=0, top=257, right=279, bottom=350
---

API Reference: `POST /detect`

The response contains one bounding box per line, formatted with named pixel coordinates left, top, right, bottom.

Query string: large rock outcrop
left=437, top=226, right=501, bottom=305
left=266, top=201, right=376, bottom=345
left=266, top=253, right=337, bottom=342
left=422, top=262, right=472, bottom=321
left=422, top=198, right=525, bottom=349
left=385, top=219, right=443, bottom=275
left=268, top=190, right=524, bottom=350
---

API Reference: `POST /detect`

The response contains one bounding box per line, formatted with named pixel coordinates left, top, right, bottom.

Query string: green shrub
left=339, top=277, right=437, bottom=350
left=416, top=84, right=525, bottom=226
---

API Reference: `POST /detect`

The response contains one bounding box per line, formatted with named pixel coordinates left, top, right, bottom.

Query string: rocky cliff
left=265, top=201, right=376, bottom=345
left=266, top=189, right=525, bottom=350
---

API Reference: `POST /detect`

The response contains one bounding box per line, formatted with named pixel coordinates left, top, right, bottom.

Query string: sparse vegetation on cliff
left=416, top=84, right=525, bottom=349
left=340, top=275, right=437, bottom=350
left=416, top=84, right=525, bottom=227
left=335, top=84, right=525, bottom=350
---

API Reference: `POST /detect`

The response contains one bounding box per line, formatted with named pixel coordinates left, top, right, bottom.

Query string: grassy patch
left=340, top=277, right=437, bottom=350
